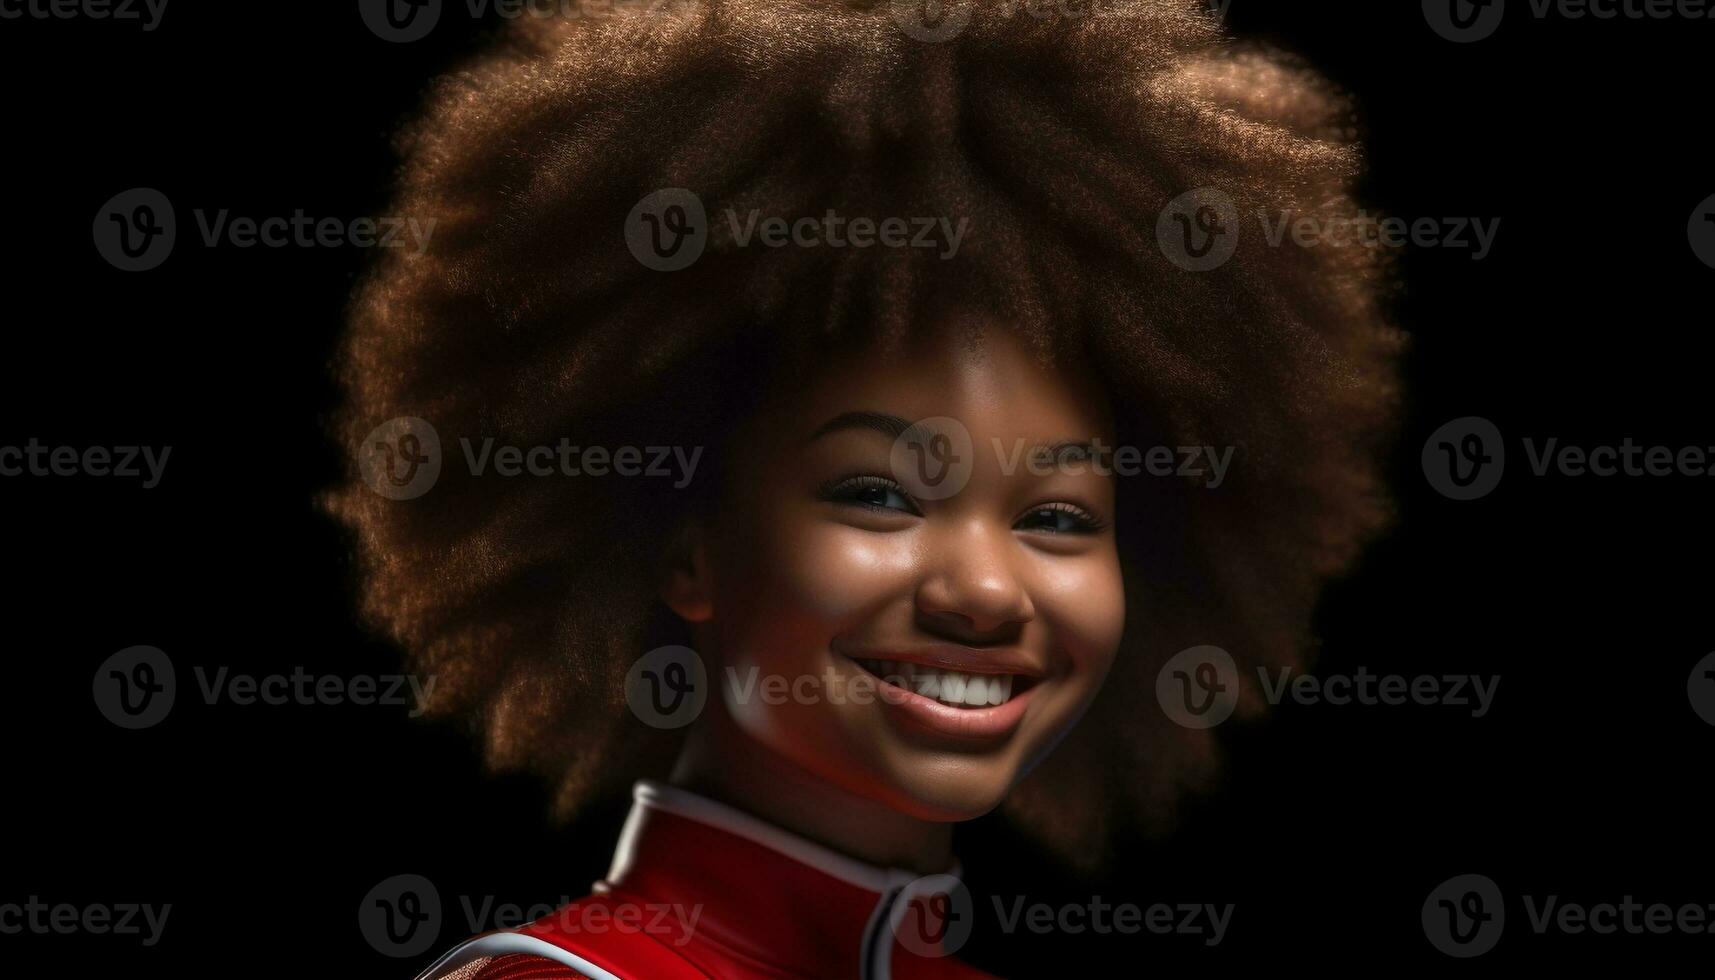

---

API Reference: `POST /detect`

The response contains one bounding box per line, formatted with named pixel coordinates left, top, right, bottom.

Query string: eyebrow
left=806, top=411, right=915, bottom=443
left=1029, top=440, right=1104, bottom=463
left=809, top=415, right=1108, bottom=470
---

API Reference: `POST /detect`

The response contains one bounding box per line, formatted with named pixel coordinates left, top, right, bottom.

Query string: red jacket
left=414, top=781, right=1000, bottom=980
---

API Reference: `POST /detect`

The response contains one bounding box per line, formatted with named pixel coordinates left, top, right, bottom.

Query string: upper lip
left=832, top=641, right=1048, bottom=680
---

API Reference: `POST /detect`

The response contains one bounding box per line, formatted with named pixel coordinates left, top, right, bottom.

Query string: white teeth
left=852, top=658, right=1020, bottom=708
left=940, top=673, right=967, bottom=703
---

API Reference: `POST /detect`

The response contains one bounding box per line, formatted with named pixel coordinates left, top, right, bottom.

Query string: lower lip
left=844, top=658, right=1037, bottom=742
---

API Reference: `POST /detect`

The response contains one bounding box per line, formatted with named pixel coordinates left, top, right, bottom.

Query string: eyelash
left=817, top=474, right=1107, bottom=534
left=817, top=474, right=921, bottom=516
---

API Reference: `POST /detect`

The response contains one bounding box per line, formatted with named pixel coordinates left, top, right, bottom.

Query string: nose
left=914, top=520, right=1036, bottom=639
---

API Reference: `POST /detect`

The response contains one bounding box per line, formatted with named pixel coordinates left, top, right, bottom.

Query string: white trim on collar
left=412, top=932, right=621, bottom=980
left=608, top=780, right=963, bottom=896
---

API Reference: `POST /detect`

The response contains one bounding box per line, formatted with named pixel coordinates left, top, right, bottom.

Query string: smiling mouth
left=850, top=658, right=1038, bottom=709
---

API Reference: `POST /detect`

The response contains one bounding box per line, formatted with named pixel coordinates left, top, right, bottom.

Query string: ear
left=659, top=519, right=714, bottom=624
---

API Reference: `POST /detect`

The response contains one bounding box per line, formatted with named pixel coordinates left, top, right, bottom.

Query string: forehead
left=767, top=323, right=1114, bottom=444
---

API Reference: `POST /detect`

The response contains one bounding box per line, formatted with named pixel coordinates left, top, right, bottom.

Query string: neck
left=669, top=710, right=954, bottom=876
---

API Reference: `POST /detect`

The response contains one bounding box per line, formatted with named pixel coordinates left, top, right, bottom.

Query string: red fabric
left=472, top=954, right=588, bottom=979
left=461, top=804, right=997, bottom=979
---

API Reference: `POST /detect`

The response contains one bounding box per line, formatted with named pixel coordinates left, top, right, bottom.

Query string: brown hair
left=326, top=0, right=1402, bottom=870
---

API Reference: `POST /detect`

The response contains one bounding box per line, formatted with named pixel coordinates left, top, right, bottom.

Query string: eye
left=818, top=474, right=922, bottom=516
left=1014, top=502, right=1106, bottom=535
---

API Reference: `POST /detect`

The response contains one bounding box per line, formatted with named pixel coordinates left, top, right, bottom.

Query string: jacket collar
left=596, top=780, right=970, bottom=979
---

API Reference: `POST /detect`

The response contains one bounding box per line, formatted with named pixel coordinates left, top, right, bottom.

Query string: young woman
left=328, top=2, right=1401, bottom=976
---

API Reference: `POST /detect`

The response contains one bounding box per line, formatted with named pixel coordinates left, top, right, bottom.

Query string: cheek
left=721, top=515, right=921, bottom=652
left=1033, top=549, right=1126, bottom=675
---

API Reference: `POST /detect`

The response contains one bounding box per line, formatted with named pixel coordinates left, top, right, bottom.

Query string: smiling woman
left=323, top=1, right=1402, bottom=977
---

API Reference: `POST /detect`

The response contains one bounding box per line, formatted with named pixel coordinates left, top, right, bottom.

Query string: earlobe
left=660, top=522, right=715, bottom=624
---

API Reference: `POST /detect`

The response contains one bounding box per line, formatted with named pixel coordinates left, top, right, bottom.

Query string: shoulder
left=466, top=954, right=592, bottom=979
left=412, top=894, right=711, bottom=980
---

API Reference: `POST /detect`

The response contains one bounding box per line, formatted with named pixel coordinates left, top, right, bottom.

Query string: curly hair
left=326, top=0, right=1402, bottom=870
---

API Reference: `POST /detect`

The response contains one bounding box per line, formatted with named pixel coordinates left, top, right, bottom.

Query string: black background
left=2, top=0, right=1710, bottom=974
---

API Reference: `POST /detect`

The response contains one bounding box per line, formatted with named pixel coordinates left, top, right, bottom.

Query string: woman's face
left=681, top=323, right=1126, bottom=822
